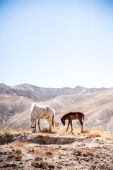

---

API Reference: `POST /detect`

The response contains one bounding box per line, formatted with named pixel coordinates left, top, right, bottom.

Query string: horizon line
left=0, top=82, right=110, bottom=89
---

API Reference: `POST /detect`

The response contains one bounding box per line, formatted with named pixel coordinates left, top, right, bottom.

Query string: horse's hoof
left=71, top=132, right=74, bottom=135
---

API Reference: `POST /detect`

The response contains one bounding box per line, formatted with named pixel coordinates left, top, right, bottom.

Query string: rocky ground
left=0, top=130, right=113, bottom=170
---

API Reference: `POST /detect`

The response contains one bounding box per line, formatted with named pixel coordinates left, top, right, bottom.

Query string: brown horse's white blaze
left=61, top=112, right=85, bottom=133
left=30, top=103, right=55, bottom=133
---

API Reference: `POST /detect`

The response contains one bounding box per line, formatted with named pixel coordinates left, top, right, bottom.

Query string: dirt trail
left=0, top=132, right=113, bottom=169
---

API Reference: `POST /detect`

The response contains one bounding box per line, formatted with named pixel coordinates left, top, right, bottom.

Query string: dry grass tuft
left=73, top=147, right=95, bottom=157
left=0, top=126, right=113, bottom=144
left=88, top=130, right=101, bottom=138
left=13, top=149, right=22, bottom=161
left=31, top=160, right=55, bottom=169
left=55, top=125, right=113, bottom=143
left=83, top=148, right=95, bottom=157
left=45, top=151, right=53, bottom=157
left=73, top=148, right=82, bottom=156
left=102, top=133, right=113, bottom=142
left=84, top=128, right=113, bottom=142
left=82, top=128, right=90, bottom=133
left=0, top=129, right=30, bottom=134
left=12, top=141, right=27, bottom=147
left=56, top=125, right=82, bottom=136
left=34, top=146, right=55, bottom=156
left=34, top=156, right=43, bottom=161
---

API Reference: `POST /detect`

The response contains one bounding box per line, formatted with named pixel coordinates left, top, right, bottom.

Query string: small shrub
left=7, top=149, right=22, bottom=161
left=35, top=156, right=43, bottom=161
left=27, top=147, right=35, bottom=153
left=83, top=148, right=94, bottom=157
left=31, top=160, right=55, bottom=169
left=13, top=149, right=22, bottom=161
left=73, top=148, right=82, bottom=156
left=45, top=151, right=52, bottom=157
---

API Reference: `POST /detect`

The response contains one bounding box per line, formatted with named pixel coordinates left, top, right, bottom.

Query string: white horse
left=30, top=103, right=55, bottom=133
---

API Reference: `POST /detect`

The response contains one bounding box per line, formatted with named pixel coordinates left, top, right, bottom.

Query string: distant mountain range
left=0, top=83, right=105, bottom=101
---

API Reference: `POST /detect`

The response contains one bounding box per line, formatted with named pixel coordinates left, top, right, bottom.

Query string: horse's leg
left=31, top=119, right=36, bottom=133
left=70, top=120, right=74, bottom=134
left=46, top=118, right=52, bottom=132
left=49, top=119, right=52, bottom=132
left=47, top=115, right=54, bottom=133
left=52, top=114, right=55, bottom=131
left=49, top=121, right=52, bottom=132
left=38, top=119, right=41, bottom=132
left=66, top=120, right=70, bottom=132
left=79, top=120, right=83, bottom=133
left=50, top=115, right=55, bottom=133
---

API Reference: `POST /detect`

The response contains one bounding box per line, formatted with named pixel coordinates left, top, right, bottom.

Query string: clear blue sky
left=0, top=0, right=113, bottom=88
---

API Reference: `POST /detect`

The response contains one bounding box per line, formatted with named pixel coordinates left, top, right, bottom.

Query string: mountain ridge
left=0, top=83, right=106, bottom=101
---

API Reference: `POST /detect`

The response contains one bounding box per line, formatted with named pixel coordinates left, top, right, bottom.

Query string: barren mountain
left=0, top=94, right=34, bottom=124
left=0, top=83, right=105, bottom=101
left=0, top=83, right=105, bottom=124
left=0, top=84, right=113, bottom=131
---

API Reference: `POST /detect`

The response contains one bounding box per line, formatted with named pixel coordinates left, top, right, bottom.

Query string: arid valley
left=0, top=83, right=113, bottom=169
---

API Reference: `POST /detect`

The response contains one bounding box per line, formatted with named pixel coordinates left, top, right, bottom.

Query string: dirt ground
left=0, top=130, right=113, bottom=170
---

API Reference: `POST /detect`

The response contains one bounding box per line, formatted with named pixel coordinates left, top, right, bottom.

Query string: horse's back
left=30, top=103, right=55, bottom=119
left=64, top=112, right=84, bottom=120
left=71, top=112, right=84, bottom=119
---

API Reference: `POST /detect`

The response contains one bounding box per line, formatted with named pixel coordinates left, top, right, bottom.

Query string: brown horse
left=61, top=112, right=85, bottom=133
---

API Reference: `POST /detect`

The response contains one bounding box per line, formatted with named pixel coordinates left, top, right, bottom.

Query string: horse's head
left=31, top=119, right=36, bottom=133
left=61, top=117, right=65, bottom=126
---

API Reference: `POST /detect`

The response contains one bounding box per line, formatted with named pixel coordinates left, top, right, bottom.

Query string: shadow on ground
left=27, top=135, right=76, bottom=145
left=0, top=133, right=76, bottom=145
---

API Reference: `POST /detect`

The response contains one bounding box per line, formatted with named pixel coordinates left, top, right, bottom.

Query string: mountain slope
left=1, top=88, right=113, bottom=131
left=0, top=83, right=105, bottom=101
left=0, top=94, right=34, bottom=123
